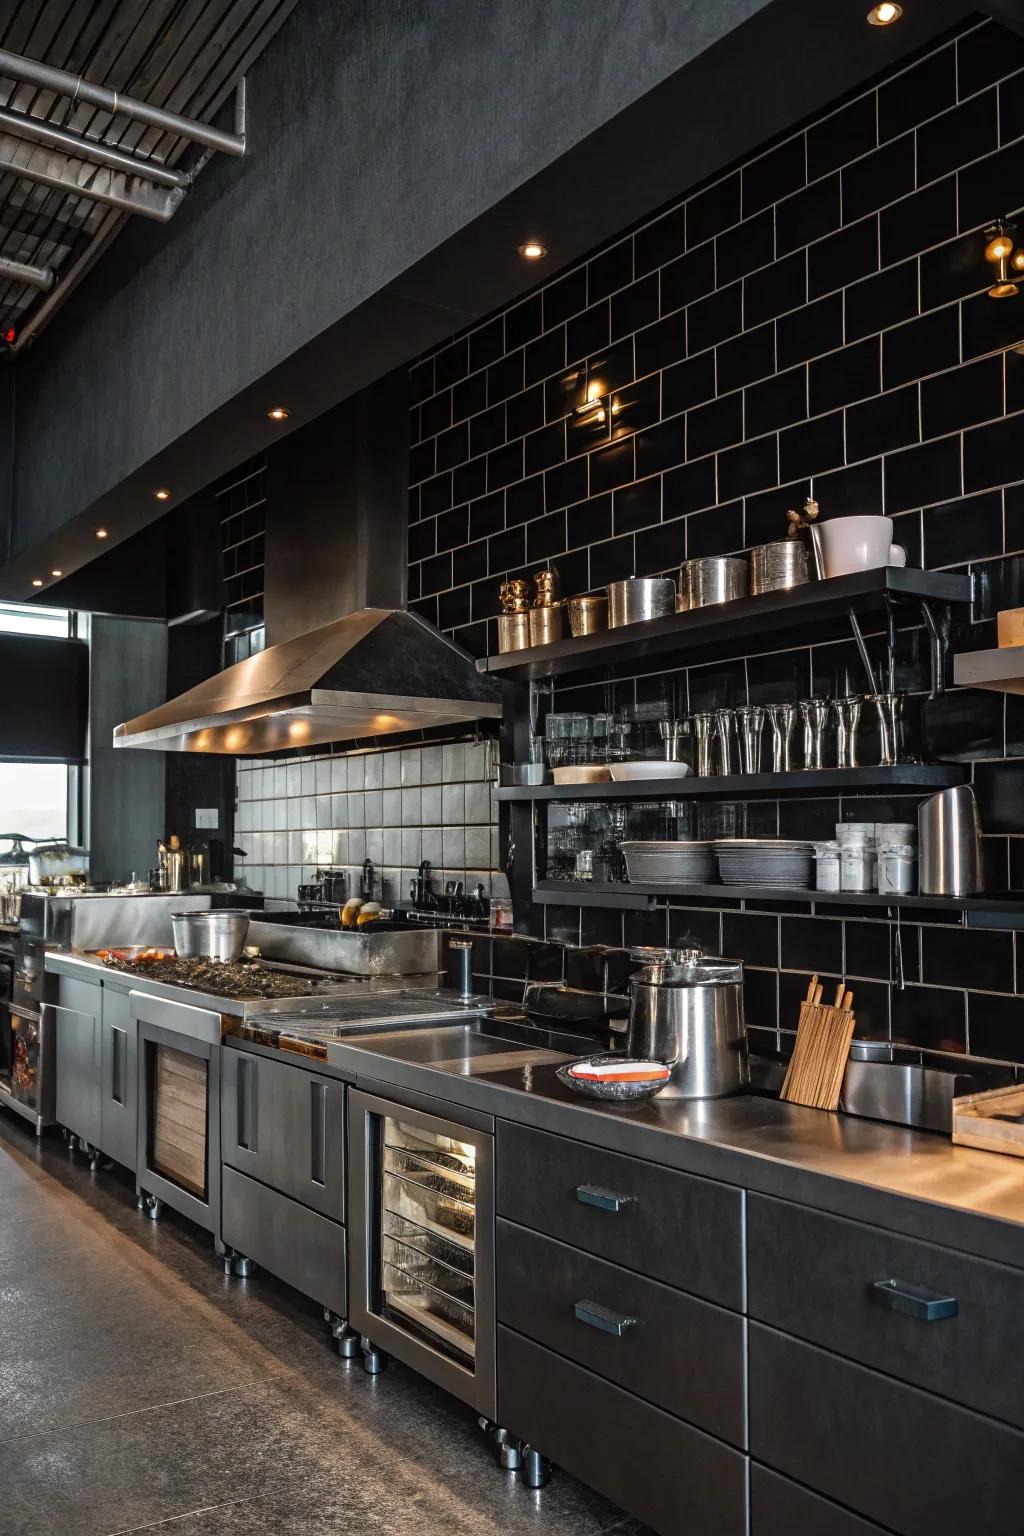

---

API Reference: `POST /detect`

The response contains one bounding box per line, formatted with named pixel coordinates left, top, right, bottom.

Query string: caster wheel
left=233, top=1256, right=255, bottom=1279
left=360, top=1337, right=387, bottom=1375
left=144, top=1196, right=164, bottom=1221
left=499, top=1440, right=523, bottom=1471
left=521, top=1447, right=550, bottom=1489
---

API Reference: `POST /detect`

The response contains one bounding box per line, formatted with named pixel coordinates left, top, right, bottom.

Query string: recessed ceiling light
left=517, top=241, right=548, bottom=261
left=267, top=406, right=289, bottom=421
left=154, top=488, right=171, bottom=501
left=31, top=578, right=43, bottom=587
left=95, top=527, right=108, bottom=539
left=50, top=569, right=62, bottom=578
left=867, top=3, right=901, bottom=23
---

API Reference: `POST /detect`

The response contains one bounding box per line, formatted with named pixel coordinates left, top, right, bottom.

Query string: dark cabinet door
left=749, top=1323, right=1024, bottom=1536
left=221, top=1048, right=344, bottom=1221
left=52, top=977, right=102, bottom=1147
left=221, top=1165, right=346, bottom=1315
left=99, top=986, right=137, bottom=1172
left=496, top=1121, right=743, bottom=1309
left=748, top=1193, right=1024, bottom=1430
left=751, top=1466, right=895, bottom=1535
left=499, top=1327, right=747, bottom=1536
left=496, top=1218, right=745, bottom=1446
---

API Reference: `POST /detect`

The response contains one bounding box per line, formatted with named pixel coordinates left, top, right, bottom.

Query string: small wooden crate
left=952, top=1083, right=1024, bottom=1158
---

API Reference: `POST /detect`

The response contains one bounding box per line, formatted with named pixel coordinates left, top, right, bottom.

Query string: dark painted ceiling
left=0, top=0, right=296, bottom=339
left=2, top=0, right=1017, bottom=610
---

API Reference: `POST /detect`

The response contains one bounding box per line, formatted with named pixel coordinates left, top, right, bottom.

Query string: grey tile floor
left=0, top=1114, right=644, bottom=1535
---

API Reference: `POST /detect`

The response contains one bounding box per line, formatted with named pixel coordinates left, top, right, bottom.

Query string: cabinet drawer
left=496, top=1122, right=743, bottom=1309
left=496, top=1219, right=744, bottom=1446
left=748, top=1193, right=1024, bottom=1430
left=221, top=1048, right=344, bottom=1220
left=221, top=1165, right=346, bottom=1316
left=752, top=1465, right=895, bottom=1535
left=498, top=1328, right=746, bottom=1536
left=749, top=1324, right=1024, bottom=1536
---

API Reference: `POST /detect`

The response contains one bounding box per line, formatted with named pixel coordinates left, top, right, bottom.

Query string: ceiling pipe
left=0, top=48, right=246, bottom=158
left=0, top=105, right=189, bottom=188
left=0, top=139, right=183, bottom=220
left=0, top=254, right=53, bottom=291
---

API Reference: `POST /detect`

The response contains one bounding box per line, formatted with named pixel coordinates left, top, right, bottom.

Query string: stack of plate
left=714, top=838, right=814, bottom=889
left=619, top=840, right=717, bottom=885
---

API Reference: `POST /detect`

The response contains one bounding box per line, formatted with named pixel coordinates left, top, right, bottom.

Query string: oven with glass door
left=132, top=990, right=222, bottom=1238
left=348, top=1086, right=495, bottom=1417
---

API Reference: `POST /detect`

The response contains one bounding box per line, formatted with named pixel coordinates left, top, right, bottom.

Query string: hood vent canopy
left=113, top=608, right=501, bottom=755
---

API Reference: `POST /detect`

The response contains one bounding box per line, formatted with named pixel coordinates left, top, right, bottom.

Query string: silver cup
left=800, top=698, right=830, bottom=770
left=715, top=707, right=738, bottom=776
left=692, top=712, right=716, bottom=777
left=657, top=719, right=687, bottom=762
left=734, top=705, right=765, bottom=775
left=833, top=696, right=864, bottom=769
left=765, top=702, right=797, bottom=773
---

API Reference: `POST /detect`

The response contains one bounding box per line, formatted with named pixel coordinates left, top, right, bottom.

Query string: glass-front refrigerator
left=348, top=1088, right=495, bottom=1417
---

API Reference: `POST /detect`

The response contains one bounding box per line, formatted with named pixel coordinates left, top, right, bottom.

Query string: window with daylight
left=0, top=604, right=71, bottom=841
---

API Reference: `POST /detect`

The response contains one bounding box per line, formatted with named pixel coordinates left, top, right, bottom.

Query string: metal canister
left=565, top=595, right=608, bottom=636
left=528, top=605, right=564, bottom=646
left=497, top=612, right=530, bottom=653
left=749, top=539, right=809, bottom=595
left=607, top=578, right=677, bottom=628
left=685, top=556, right=749, bottom=608
left=626, top=953, right=747, bottom=1099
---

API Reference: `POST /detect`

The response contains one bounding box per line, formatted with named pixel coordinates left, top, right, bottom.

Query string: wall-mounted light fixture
left=867, top=2, right=901, bottom=23
left=983, top=219, right=1024, bottom=299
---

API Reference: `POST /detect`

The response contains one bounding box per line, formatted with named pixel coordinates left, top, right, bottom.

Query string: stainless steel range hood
left=113, top=608, right=501, bottom=755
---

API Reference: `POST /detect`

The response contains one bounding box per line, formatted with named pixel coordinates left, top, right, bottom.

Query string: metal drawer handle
left=574, top=1299, right=637, bottom=1336
left=871, top=1278, right=958, bottom=1322
left=576, top=1184, right=632, bottom=1212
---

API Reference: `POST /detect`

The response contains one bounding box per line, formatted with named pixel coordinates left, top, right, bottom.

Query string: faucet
left=360, top=857, right=375, bottom=901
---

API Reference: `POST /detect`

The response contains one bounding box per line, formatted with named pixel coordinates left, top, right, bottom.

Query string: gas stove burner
left=98, top=952, right=329, bottom=1001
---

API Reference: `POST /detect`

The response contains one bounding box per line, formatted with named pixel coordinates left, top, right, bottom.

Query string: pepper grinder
left=833, top=696, right=864, bottom=769
left=800, top=698, right=830, bottom=770
left=715, top=707, right=738, bottom=776
left=765, top=702, right=797, bottom=773
left=692, top=711, right=716, bottom=777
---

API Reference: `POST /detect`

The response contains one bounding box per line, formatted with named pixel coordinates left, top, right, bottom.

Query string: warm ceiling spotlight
left=154, top=488, right=171, bottom=501
left=984, top=219, right=1021, bottom=299
left=31, top=578, right=43, bottom=587
left=517, top=241, right=548, bottom=261
left=50, top=569, right=62, bottom=578
left=867, top=2, right=902, bottom=23
left=95, top=527, right=108, bottom=539
left=267, top=406, right=289, bottom=421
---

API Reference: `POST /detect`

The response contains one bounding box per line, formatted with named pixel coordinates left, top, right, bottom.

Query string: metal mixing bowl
left=171, top=909, right=251, bottom=962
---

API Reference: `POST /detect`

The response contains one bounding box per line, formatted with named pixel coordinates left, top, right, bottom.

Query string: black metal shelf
left=533, top=880, right=1024, bottom=928
left=478, top=568, right=971, bottom=681
left=496, top=764, right=968, bottom=803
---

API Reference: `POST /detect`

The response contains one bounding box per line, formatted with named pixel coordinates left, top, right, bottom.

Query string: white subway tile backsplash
left=301, top=760, right=316, bottom=796
left=315, top=758, right=332, bottom=795
left=401, top=748, right=421, bottom=786
left=402, top=788, right=421, bottom=825
left=383, top=750, right=402, bottom=788
left=363, top=755, right=380, bottom=790
left=286, top=761, right=301, bottom=797
left=331, top=757, right=347, bottom=792
left=421, top=785, right=442, bottom=823
left=443, top=743, right=465, bottom=782
left=421, top=745, right=443, bottom=784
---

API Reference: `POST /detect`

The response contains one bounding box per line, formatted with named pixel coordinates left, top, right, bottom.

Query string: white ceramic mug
left=815, top=515, right=907, bottom=578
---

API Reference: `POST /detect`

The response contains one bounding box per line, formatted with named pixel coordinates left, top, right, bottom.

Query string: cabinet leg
left=232, top=1254, right=255, bottom=1279
left=479, top=1420, right=523, bottom=1471
left=360, top=1336, right=387, bottom=1374
left=143, top=1195, right=163, bottom=1221
left=521, top=1447, right=550, bottom=1489
left=325, top=1312, right=361, bottom=1358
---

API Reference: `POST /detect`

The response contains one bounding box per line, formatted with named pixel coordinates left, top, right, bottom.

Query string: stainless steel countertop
left=314, top=1021, right=1024, bottom=1266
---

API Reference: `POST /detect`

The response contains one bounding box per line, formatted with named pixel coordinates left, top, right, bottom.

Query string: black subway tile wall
left=407, top=20, right=1024, bottom=1072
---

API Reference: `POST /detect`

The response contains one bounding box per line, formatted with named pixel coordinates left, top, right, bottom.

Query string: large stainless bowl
left=171, top=909, right=251, bottom=962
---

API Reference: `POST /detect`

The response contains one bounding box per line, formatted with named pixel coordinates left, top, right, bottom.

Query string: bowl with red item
left=556, top=1054, right=671, bottom=1102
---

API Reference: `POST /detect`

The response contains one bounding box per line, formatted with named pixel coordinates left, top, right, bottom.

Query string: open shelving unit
left=497, top=764, right=968, bottom=804
left=532, top=879, right=1024, bottom=929
left=480, top=568, right=971, bottom=682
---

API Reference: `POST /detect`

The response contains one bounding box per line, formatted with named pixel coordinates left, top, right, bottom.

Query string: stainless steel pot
left=627, top=951, right=747, bottom=1098
left=171, top=909, right=251, bottom=962
left=685, top=556, right=748, bottom=608
left=565, top=594, right=608, bottom=636
left=607, top=578, right=677, bottom=628
left=28, top=843, right=89, bottom=886
left=749, top=539, right=808, bottom=595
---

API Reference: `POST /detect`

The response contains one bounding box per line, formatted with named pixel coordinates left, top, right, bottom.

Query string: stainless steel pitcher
left=918, top=785, right=983, bottom=896
left=626, top=950, right=748, bottom=1098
